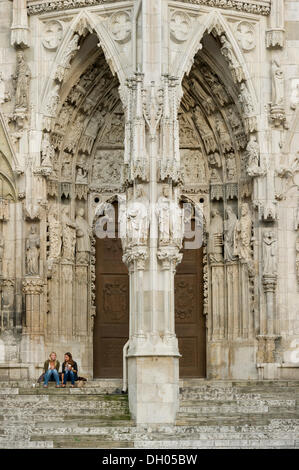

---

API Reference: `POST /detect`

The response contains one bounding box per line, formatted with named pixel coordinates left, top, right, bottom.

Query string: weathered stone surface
left=0, top=0, right=298, bottom=428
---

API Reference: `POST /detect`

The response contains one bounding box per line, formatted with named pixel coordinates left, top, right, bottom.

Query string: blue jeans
left=63, top=370, right=75, bottom=385
left=44, top=369, right=60, bottom=386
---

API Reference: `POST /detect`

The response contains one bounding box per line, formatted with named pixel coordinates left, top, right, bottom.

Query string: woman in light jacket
left=43, top=352, right=60, bottom=388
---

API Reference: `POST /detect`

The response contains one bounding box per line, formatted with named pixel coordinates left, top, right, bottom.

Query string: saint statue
left=14, top=50, right=31, bottom=111
left=272, top=58, right=284, bottom=107
left=263, top=231, right=277, bottom=275
left=75, top=208, right=91, bottom=264
left=208, top=209, right=223, bottom=262
left=224, top=207, right=237, bottom=261
left=0, top=234, right=4, bottom=274
left=41, top=133, right=55, bottom=167
left=48, top=206, right=62, bottom=263
left=156, top=186, right=172, bottom=245
left=220, top=35, right=238, bottom=68
left=26, top=225, right=40, bottom=275
left=127, top=185, right=149, bottom=246
left=235, top=203, right=252, bottom=262
left=238, top=83, right=254, bottom=116
left=61, top=206, right=76, bottom=262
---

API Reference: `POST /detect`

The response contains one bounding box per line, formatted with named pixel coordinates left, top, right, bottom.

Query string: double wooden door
left=94, top=235, right=206, bottom=378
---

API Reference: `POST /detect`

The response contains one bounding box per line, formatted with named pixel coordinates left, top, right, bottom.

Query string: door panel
left=93, top=233, right=129, bottom=378
left=175, top=245, right=206, bottom=377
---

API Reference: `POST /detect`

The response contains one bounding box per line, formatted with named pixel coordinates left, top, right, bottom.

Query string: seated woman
left=61, top=352, right=78, bottom=388
left=43, top=352, right=60, bottom=388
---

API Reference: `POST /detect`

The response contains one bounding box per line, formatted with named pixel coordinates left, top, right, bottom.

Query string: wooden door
left=175, top=244, right=206, bottom=377
left=93, top=214, right=129, bottom=378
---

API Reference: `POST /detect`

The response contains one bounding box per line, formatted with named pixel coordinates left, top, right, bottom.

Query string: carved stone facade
left=0, top=0, right=298, bottom=425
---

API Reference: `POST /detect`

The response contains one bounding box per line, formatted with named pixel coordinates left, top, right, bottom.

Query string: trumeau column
left=121, top=0, right=182, bottom=424
left=266, top=0, right=285, bottom=49
left=10, top=0, right=30, bottom=49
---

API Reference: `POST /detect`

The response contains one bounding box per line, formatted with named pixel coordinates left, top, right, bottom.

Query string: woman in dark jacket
left=61, top=352, right=78, bottom=388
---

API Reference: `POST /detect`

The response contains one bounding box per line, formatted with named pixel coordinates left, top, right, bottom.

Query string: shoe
left=62, top=384, right=66, bottom=388
left=55, top=385, right=60, bottom=388
left=43, top=385, right=48, bottom=388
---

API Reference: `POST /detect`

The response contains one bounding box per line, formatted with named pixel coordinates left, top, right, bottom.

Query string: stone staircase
left=0, top=378, right=299, bottom=448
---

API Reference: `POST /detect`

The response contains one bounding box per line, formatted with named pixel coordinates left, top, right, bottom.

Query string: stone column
left=74, top=264, right=88, bottom=336
left=22, top=278, right=44, bottom=335
left=266, top=0, right=285, bottom=49
left=257, top=230, right=281, bottom=379
left=11, top=0, right=30, bottom=49
left=226, top=262, right=239, bottom=340
left=21, top=278, right=45, bottom=375
left=121, top=0, right=182, bottom=423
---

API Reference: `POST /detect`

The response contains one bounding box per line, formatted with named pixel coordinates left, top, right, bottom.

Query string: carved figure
left=46, top=84, right=60, bottom=116
left=48, top=206, right=62, bottom=262
left=201, top=66, right=229, bottom=106
left=26, top=225, right=40, bottom=275
left=0, top=234, right=4, bottom=274
left=220, top=35, right=238, bottom=68
left=61, top=207, right=76, bottom=262
left=41, top=133, right=55, bottom=167
left=235, top=202, right=252, bottom=262
left=14, top=50, right=31, bottom=111
left=246, top=134, right=261, bottom=175
left=60, top=33, right=80, bottom=70
left=76, top=164, right=88, bottom=184
left=226, top=153, right=237, bottom=181
left=76, top=208, right=91, bottom=263
left=127, top=185, right=149, bottom=246
left=193, top=106, right=217, bottom=153
left=272, top=58, right=284, bottom=107
left=208, top=209, right=223, bottom=262
left=215, top=115, right=232, bottom=152
left=224, top=207, right=237, bottom=261
left=238, top=83, right=254, bottom=115
left=156, top=186, right=172, bottom=245
left=227, top=107, right=241, bottom=132
left=263, top=231, right=277, bottom=275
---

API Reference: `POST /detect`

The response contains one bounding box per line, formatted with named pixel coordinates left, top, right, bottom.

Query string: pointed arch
left=174, top=10, right=258, bottom=114
left=41, top=10, right=127, bottom=114
left=0, top=111, right=19, bottom=172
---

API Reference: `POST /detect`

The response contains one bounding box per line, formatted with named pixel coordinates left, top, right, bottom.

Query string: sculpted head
left=136, top=184, right=144, bottom=198
left=162, top=185, right=170, bottom=198
left=241, top=203, right=249, bottom=216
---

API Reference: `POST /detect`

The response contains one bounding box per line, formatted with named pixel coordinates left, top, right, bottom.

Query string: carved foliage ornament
left=109, top=11, right=131, bottom=44
left=27, top=0, right=270, bottom=16
left=235, top=21, right=255, bottom=51
left=170, top=11, right=191, bottom=43
left=42, top=20, right=64, bottom=51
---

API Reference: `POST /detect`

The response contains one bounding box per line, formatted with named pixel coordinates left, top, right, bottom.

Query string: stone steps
left=0, top=380, right=298, bottom=448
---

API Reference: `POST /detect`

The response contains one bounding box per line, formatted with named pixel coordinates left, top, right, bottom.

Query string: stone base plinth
left=128, top=356, right=179, bottom=424
left=19, top=334, right=45, bottom=378
left=257, top=363, right=280, bottom=380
